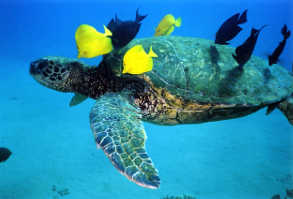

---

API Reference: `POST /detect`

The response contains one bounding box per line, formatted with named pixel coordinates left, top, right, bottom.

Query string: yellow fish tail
left=148, top=46, right=158, bottom=58
left=103, top=25, right=112, bottom=37
left=175, top=17, right=182, bottom=27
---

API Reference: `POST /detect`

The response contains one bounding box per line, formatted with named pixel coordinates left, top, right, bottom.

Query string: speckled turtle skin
left=102, top=36, right=293, bottom=124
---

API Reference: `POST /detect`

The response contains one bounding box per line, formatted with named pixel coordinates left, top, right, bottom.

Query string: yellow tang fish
left=154, top=14, right=182, bottom=36
left=75, top=24, right=113, bottom=58
left=123, top=45, right=158, bottom=74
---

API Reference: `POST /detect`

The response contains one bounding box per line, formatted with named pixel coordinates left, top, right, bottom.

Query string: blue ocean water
left=0, top=0, right=292, bottom=199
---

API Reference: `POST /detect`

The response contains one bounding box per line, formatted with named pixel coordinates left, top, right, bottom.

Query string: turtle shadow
left=209, top=45, right=221, bottom=78
left=263, top=68, right=273, bottom=84
left=206, top=45, right=221, bottom=97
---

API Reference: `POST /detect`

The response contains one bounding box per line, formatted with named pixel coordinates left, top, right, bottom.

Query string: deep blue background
left=0, top=0, right=292, bottom=69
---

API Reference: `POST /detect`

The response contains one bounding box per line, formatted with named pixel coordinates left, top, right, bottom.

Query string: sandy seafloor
left=0, top=0, right=293, bottom=199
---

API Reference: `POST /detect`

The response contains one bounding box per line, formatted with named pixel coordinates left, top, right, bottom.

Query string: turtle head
left=30, top=56, right=83, bottom=92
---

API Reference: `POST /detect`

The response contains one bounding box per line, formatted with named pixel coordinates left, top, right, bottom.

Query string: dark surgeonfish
left=107, top=9, right=147, bottom=49
left=233, top=25, right=267, bottom=68
left=215, top=9, right=248, bottom=45
left=0, top=147, right=12, bottom=163
left=268, top=24, right=291, bottom=66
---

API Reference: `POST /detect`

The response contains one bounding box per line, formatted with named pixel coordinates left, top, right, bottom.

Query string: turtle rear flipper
left=278, top=95, right=293, bottom=125
left=90, top=93, right=160, bottom=189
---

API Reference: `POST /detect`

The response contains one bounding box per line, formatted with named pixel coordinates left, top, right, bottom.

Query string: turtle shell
left=103, top=36, right=293, bottom=105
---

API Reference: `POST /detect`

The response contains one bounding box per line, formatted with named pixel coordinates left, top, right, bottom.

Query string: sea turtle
left=29, top=36, right=293, bottom=189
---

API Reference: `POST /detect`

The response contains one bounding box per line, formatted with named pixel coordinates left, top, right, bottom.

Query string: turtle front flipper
left=69, top=93, right=88, bottom=106
left=89, top=93, right=160, bottom=189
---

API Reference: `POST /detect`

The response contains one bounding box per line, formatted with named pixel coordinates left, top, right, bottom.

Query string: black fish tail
left=285, top=30, right=291, bottom=39
left=238, top=9, right=248, bottom=24
left=136, top=8, right=147, bottom=23
left=281, top=24, right=291, bottom=39
left=281, top=24, right=288, bottom=35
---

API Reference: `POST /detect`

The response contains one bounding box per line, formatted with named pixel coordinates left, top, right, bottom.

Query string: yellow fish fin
left=166, top=26, right=175, bottom=36
left=175, top=17, right=182, bottom=27
left=148, top=46, right=158, bottom=58
left=103, top=25, right=112, bottom=37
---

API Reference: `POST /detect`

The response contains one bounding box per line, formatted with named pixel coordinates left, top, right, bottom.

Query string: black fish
left=107, top=9, right=147, bottom=49
left=215, top=9, right=248, bottom=45
left=0, top=147, right=12, bottom=163
left=233, top=25, right=267, bottom=68
left=268, top=24, right=291, bottom=66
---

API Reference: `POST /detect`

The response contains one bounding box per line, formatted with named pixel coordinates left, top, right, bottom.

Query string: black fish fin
left=268, top=55, right=274, bottom=66
left=232, top=54, right=239, bottom=63
left=238, top=9, right=248, bottom=24
left=226, top=13, right=240, bottom=25
left=251, top=28, right=258, bottom=34
left=281, top=24, right=288, bottom=35
left=107, top=18, right=116, bottom=31
left=286, top=30, right=291, bottom=39
left=107, top=13, right=122, bottom=32
left=136, top=8, right=147, bottom=23
left=115, top=14, right=122, bottom=24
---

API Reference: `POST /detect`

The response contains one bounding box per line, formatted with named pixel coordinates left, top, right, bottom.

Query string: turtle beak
left=29, top=61, right=40, bottom=75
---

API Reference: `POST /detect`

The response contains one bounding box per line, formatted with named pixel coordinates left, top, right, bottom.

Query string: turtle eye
left=38, top=62, right=47, bottom=70
left=30, top=60, right=50, bottom=75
